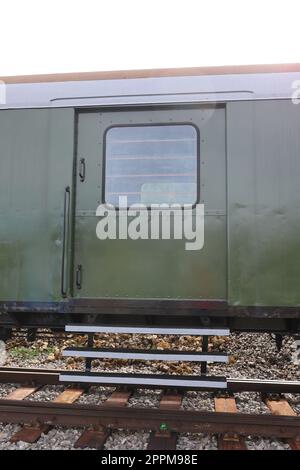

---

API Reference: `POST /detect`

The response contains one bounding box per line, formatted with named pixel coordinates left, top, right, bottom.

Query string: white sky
left=1, top=0, right=300, bottom=76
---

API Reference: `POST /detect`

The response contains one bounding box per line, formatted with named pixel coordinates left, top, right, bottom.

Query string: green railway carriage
left=0, top=64, right=300, bottom=335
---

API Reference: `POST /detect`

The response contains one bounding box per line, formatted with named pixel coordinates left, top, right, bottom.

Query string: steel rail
left=0, top=399, right=299, bottom=439
left=0, top=367, right=61, bottom=385
left=1, top=367, right=300, bottom=393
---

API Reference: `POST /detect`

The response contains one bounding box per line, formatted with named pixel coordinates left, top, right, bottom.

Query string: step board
left=65, top=325, right=230, bottom=336
left=59, top=371, right=227, bottom=389
left=63, top=347, right=228, bottom=363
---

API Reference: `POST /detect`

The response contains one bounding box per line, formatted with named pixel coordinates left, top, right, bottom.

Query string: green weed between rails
left=9, top=346, right=55, bottom=359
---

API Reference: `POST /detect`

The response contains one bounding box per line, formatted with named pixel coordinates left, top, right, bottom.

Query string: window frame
left=102, top=121, right=200, bottom=209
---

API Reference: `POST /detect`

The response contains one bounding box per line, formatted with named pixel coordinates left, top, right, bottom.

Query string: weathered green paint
left=0, top=108, right=75, bottom=301
left=227, top=100, right=300, bottom=306
left=74, top=107, right=227, bottom=299
left=0, top=100, right=299, bottom=307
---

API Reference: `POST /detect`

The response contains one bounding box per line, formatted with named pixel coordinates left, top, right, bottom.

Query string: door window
left=104, top=124, right=199, bottom=206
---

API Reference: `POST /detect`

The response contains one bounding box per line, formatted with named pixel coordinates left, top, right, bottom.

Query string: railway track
left=0, top=367, right=300, bottom=450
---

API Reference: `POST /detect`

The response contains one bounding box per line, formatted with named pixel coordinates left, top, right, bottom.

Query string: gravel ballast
left=177, top=433, right=218, bottom=450
left=0, top=384, right=17, bottom=399
left=104, top=430, right=150, bottom=450
left=181, top=391, right=214, bottom=411
left=245, top=437, right=290, bottom=451
left=235, top=392, right=270, bottom=414
left=127, top=389, right=162, bottom=408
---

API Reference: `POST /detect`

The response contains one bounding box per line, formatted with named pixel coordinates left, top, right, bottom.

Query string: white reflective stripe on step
left=65, top=325, right=230, bottom=336
left=59, top=374, right=227, bottom=389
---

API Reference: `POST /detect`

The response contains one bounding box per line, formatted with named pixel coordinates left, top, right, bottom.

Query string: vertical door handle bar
left=61, top=186, right=71, bottom=297
left=76, top=264, right=82, bottom=289
left=79, top=158, right=86, bottom=182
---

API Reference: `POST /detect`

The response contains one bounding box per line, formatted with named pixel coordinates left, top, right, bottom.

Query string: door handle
left=76, top=264, right=83, bottom=289
left=61, top=186, right=71, bottom=297
left=79, top=158, right=86, bottom=182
